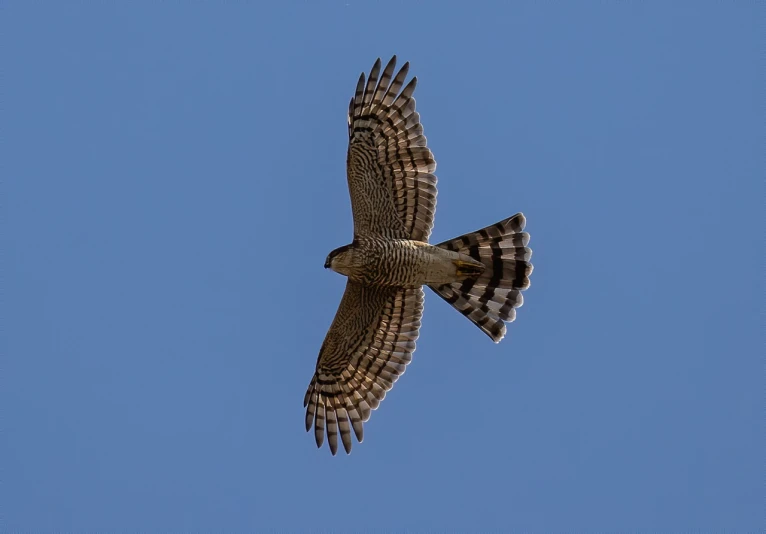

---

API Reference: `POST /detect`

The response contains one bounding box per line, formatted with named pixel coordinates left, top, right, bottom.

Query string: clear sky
left=4, top=2, right=762, bottom=531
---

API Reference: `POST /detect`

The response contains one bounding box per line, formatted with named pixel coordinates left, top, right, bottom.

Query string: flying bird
left=304, top=56, right=534, bottom=455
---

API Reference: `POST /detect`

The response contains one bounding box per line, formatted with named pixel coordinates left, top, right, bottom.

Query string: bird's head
left=325, top=243, right=354, bottom=275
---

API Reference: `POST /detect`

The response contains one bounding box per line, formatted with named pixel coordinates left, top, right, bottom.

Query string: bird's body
left=327, top=237, right=482, bottom=288
left=304, top=56, right=534, bottom=455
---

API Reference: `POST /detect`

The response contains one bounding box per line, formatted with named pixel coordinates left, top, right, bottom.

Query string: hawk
left=304, top=56, right=534, bottom=455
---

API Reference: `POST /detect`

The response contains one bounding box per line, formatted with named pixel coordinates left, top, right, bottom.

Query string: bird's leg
left=453, top=259, right=484, bottom=278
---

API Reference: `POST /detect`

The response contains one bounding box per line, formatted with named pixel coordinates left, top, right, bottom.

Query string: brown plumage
left=304, top=56, right=534, bottom=455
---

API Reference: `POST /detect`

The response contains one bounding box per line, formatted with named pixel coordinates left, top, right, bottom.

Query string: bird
left=304, top=56, right=533, bottom=455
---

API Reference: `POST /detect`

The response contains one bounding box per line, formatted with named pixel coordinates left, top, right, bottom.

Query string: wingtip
left=383, top=55, right=397, bottom=72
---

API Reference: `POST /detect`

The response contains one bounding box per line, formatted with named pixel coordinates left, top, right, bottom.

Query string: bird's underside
left=326, top=236, right=485, bottom=288
left=304, top=56, right=534, bottom=455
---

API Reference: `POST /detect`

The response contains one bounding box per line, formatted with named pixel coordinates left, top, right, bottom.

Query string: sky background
left=3, top=2, right=762, bottom=531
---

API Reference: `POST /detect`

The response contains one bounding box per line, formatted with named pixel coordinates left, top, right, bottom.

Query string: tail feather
left=429, top=213, right=533, bottom=342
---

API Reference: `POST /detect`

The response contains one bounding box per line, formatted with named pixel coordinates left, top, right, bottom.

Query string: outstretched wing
left=346, top=56, right=438, bottom=242
left=304, top=281, right=424, bottom=455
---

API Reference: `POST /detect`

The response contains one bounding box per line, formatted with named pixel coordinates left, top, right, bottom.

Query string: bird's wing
left=304, top=280, right=424, bottom=455
left=346, top=56, right=438, bottom=242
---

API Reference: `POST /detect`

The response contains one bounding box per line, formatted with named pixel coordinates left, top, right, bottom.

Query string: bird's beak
left=324, top=259, right=331, bottom=269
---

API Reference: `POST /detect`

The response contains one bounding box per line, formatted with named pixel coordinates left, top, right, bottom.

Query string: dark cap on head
left=325, top=244, right=351, bottom=269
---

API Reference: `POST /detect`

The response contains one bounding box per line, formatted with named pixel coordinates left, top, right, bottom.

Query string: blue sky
left=4, top=2, right=762, bottom=531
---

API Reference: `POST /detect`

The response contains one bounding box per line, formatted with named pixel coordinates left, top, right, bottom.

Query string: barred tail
left=429, top=213, right=533, bottom=343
